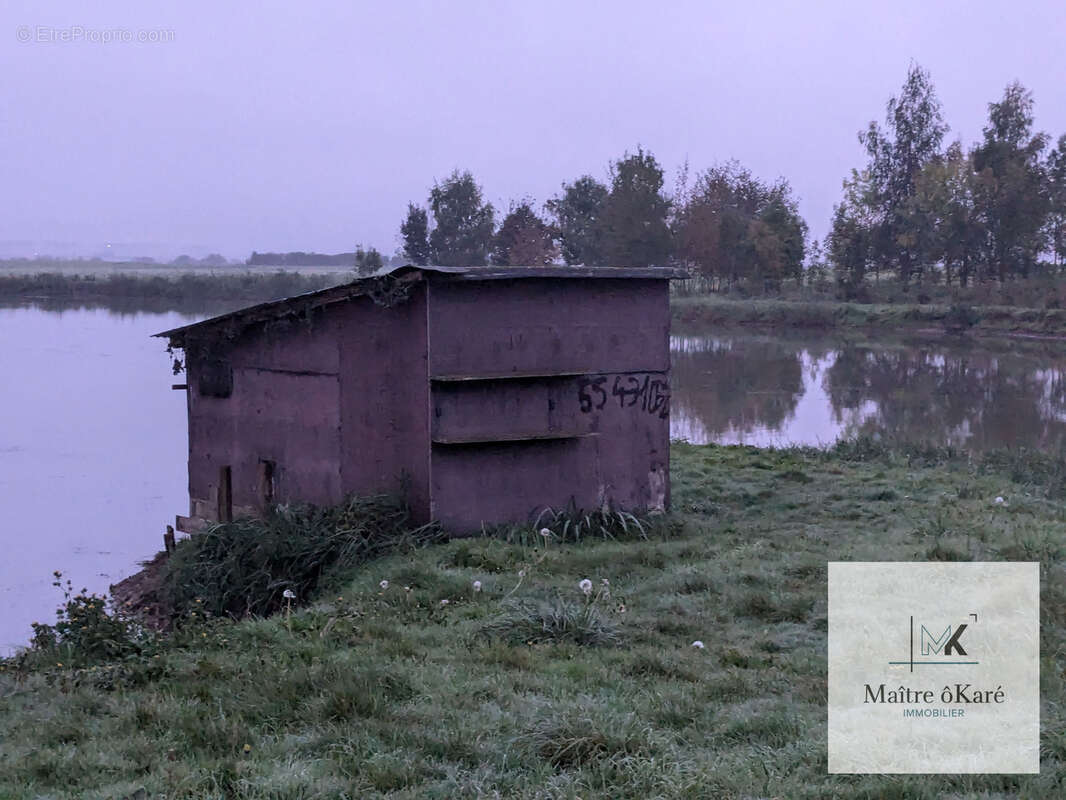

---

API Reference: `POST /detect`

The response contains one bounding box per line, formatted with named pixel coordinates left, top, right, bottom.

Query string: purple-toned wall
left=186, top=312, right=346, bottom=520
left=185, top=291, right=430, bottom=523
left=427, top=278, right=670, bottom=377
left=183, top=275, right=670, bottom=533
left=426, top=278, right=670, bottom=530
left=336, top=286, right=431, bottom=521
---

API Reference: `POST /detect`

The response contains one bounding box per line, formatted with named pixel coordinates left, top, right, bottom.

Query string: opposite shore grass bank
left=0, top=272, right=348, bottom=314
left=7, top=269, right=1066, bottom=339
left=672, top=293, right=1066, bottom=339
left=2, top=441, right=1066, bottom=798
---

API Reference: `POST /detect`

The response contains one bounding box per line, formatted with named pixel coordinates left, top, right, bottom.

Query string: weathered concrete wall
left=426, top=278, right=670, bottom=531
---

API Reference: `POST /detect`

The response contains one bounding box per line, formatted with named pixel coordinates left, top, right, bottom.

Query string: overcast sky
left=2, top=1, right=1064, bottom=260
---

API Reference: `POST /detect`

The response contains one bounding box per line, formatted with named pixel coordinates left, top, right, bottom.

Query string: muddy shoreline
left=110, top=551, right=172, bottom=631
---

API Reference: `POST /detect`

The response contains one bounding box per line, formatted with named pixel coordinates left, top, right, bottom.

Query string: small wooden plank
left=218, top=466, right=233, bottom=523
left=175, top=515, right=208, bottom=534
left=430, top=370, right=591, bottom=383
left=432, top=432, right=595, bottom=445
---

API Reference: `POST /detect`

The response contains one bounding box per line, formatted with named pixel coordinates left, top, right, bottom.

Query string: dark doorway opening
left=218, top=466, right=233, bottom=522
left=258, top=459, right=276, bottom=508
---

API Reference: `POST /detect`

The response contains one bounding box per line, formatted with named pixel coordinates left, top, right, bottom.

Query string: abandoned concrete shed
left=155, top=265, right=686, bottom=532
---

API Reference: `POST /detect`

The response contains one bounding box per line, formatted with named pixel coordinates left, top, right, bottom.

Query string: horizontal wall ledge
left=430, top=369, right=666, bottom=382
left=431, top=432, right=597, bottom=445
left=430, top=370, right=592, bottom=383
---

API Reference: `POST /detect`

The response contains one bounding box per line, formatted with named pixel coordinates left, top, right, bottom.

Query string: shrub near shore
left=2, top=441, right=1066, bottom=798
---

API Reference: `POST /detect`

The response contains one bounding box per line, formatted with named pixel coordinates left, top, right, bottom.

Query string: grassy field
left=673, top=294, right=1066, bottom=338
left=2, top=442, right=1066, bottom=798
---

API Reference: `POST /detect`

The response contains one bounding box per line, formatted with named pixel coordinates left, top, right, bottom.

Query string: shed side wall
left=427, top=278, right=669, bottom=378
left=185, top=309, right=345, bottom=519
left=426, top=278, right=670, bottom=530
left=337, top=286, right=431, bottom=521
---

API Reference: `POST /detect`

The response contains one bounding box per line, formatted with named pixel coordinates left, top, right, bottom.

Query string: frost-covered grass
left=2, top=442, right=1065, bottom=798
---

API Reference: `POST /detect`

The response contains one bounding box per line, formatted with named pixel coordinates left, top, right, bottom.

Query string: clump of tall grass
left=477, top=594, right=622, bottom=647
left=513, top=707, right=654, bottom=767
left=493, top=504, right=668, bottom=546
left=164, top=495, right=442, bottom=620
left=732, top=590, right=814, bottom=623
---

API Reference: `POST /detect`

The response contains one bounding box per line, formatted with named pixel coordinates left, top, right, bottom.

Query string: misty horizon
left=3, top=1, right=1064, bottom=261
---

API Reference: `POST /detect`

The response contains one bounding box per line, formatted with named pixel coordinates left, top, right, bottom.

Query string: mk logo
left=920, top=623, right=968, bottom=656
left=889, top=613, right=979, bottom=670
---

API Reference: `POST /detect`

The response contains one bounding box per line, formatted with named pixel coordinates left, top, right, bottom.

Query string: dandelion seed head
left=994, top=496, right=1006, bottom=505
left=440, top=599, right=449, bottom=606
left=539, top=527, right=552, bottom=538
left=579, top=578, right=593, bottom=595
left=473, top=580, right=482, bottom=592
left=282, top=589, right=296, bottom=600
left=379, top=580, right=389, bottom=590
left=691, top=640, right=705, bottom=649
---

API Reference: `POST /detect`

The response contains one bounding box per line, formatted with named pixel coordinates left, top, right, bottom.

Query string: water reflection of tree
left=671, top=337, right=803, bottom=437
left=825, top=344, right=1066, bottom=450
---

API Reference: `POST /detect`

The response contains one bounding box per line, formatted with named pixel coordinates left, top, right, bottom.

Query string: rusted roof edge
left=153, top=264, right=689, bottom=345
left=431, top=266, right=691, bottom=281
left=153, top=281, right=368, bottom=344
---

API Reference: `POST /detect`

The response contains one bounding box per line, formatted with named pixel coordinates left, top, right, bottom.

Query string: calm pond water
left=671, top=330, right=1066, bottom=452
left=3, top=306, right=1066, bottom=652
left=0, top=307, right=191, bottom=654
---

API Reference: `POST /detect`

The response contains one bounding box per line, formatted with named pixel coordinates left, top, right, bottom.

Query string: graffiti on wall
left=577, top=373, right=670, bottom=419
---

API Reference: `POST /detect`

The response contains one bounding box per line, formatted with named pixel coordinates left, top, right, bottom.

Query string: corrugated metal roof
left=153, top=264, right=689, bottom=345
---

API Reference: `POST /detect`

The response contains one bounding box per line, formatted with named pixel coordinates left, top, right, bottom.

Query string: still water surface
left=0, top=308, right=191, bottom=653
left=3, top=307, right=1066, bottom=652
left=671, top=331, right=1066, bottom=451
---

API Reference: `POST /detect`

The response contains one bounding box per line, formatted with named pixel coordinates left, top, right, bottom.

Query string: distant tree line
left=245, top=248, right=393, bottom=273
left=398, top=65, right=1066, bottom=301
left=826, top=64, right=1066, bottom=297
left=172, top=253, right=231, bottom=266
left=399, top=148, right=807, bottom=290
left=247, top=251, right=354, bottom=266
